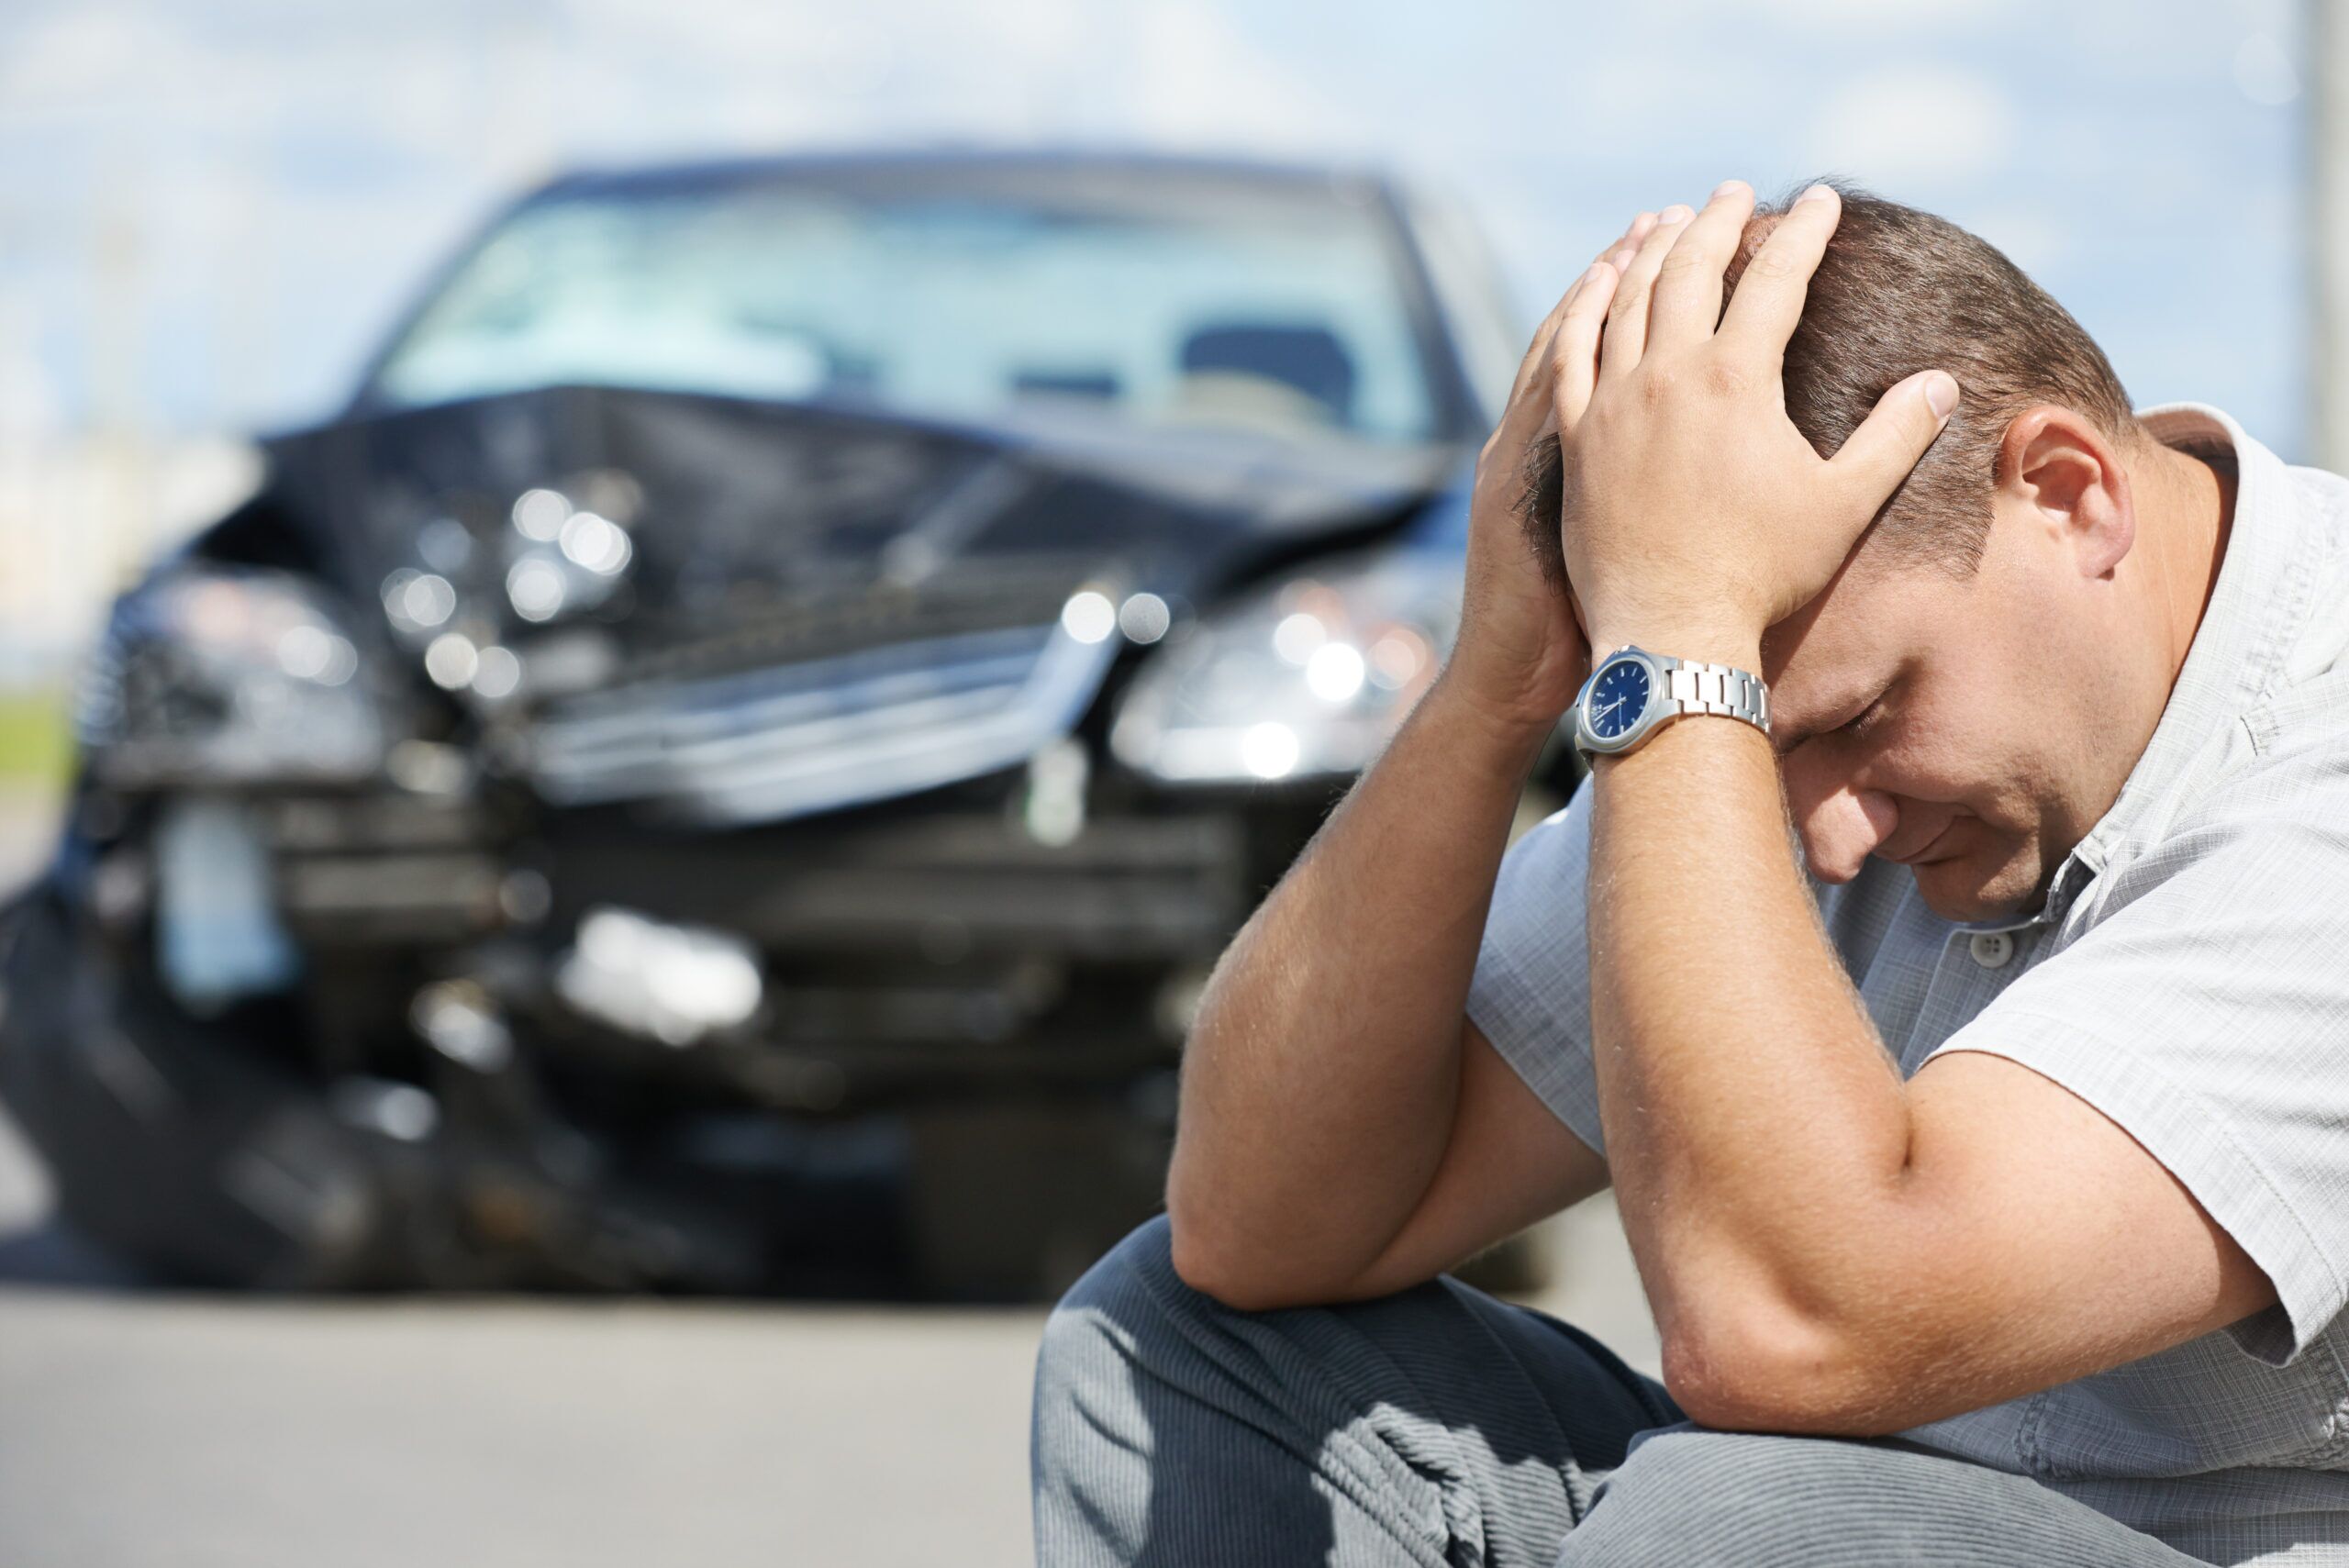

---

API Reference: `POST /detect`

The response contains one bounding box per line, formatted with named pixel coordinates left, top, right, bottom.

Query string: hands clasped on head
left=1454, top=181, right=1962, bottom=726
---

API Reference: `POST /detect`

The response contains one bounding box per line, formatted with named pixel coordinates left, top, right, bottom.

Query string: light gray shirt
left=1467, top=404, right=2349, bottom=1566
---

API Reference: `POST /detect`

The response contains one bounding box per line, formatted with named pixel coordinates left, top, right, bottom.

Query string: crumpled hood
left=247, top=385, right=1464, bottom=825
left=259, top=384, right=1458, bottom=662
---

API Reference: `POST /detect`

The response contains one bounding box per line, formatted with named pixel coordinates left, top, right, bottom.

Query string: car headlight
left=1110, top=549, right=1460, bottom=784
left=78, top=567, right=391, bottom=789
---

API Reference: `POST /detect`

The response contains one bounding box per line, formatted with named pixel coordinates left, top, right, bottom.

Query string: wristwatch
left=1571, top=644, right=1771, bottom=760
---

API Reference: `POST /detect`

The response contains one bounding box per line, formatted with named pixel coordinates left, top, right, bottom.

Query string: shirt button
left=1968, top=931, right=2015, bottom=970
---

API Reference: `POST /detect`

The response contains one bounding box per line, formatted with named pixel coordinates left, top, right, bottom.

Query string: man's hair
left=1518, top=182, right=2137, bottom=580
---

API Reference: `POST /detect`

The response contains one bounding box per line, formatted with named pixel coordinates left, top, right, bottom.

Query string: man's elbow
left=1660, top=1299, right=1909, bottom=1436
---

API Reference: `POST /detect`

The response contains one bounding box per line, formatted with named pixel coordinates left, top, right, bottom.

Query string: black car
left=0, top=150, right=1571, bottom=1297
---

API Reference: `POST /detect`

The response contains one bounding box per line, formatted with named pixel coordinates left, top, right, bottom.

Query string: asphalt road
left=0, top=787, right=1660, bottom=1568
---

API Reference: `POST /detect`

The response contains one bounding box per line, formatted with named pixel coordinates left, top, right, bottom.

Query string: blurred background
left=0, top=2, right=2315, bottom=1563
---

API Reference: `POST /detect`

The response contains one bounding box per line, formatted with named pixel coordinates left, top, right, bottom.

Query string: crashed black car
left=1, top=150, right=1572, bottom=1297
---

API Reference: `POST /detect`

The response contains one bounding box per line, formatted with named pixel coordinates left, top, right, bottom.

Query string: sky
left=0, top=0, right=2311, bottom=452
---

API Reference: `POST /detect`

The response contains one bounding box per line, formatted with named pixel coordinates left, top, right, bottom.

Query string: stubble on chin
left=1910, top=836, right=2052, bottom=924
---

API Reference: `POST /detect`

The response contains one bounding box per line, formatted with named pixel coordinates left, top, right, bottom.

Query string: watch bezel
left=1573, top=645, right=1671, bottom=757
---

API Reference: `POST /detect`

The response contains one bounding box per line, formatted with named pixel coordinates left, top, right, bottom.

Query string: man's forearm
left=1164, top=205, right=1642, bottom=1304
left=1557, top=186, right=1956, bottom=1351
left=1166, top=670, right=1550, bottom=1297
left=1586, top=712, right=1914, bottom=1407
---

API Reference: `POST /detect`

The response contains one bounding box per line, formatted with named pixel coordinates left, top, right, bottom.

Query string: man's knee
left=1039, top=1216, right=1188, bottom=1366
left=1055, top=1214, right=1185, bottom=1318
left=1033, top=1217, right=1208, bottom=1446
left=1033, top=1213, right=1262, bottom=1551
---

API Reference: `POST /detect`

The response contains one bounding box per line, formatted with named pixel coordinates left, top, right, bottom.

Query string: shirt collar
left=2002, top=402, right=2307, bottom=929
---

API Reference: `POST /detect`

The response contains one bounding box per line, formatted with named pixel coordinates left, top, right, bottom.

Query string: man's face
left=1756, top=501, right=2138, bottom=922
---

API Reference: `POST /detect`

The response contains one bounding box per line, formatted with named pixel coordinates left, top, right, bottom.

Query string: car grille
left=525, top=618, right=1118, bottom=826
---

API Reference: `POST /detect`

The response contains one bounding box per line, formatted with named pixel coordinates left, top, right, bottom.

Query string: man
left=1031, top=179, right=2349, bottom=1566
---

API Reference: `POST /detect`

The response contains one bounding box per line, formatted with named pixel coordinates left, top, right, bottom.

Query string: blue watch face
left=1588, top=658, right=1651, bottom=740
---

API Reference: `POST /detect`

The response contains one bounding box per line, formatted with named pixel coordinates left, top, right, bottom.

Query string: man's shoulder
left=2285, top=450, right=2349, bottom=523
left=2267, top=457, right=2349, bottom=704
left=2094, top=712, right=2349, bottom=919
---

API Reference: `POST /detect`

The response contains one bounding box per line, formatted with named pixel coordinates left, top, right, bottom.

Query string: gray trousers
left=1031, top=1218, right=2210, bottom=1567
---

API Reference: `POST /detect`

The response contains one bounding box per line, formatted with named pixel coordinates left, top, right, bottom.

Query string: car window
left=370, top=182, right=1444, bottom=446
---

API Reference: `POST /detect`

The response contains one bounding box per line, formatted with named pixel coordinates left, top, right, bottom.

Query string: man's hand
left=1448, top=212, right=1657, bottom=733
left=1554, top=181, right=1960, bottom=668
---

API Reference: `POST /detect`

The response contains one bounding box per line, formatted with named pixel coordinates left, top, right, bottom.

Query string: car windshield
left=368, top=173, right=1447, bottom=446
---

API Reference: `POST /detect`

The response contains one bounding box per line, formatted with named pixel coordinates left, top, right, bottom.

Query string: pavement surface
left=0, top=785, right=1661, bottom=1568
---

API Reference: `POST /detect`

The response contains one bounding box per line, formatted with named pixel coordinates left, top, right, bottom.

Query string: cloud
left=1749, top=0, right=2018, bottom=32
left=1104, top=0, right=1360, bottom=152
left=0, top=6, right=185, bottom=113
left=1806, top=67, right=2019, bottom=185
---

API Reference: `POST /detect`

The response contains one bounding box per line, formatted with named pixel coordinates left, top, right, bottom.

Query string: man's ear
left=1997, top=405, right=2134, bottom=578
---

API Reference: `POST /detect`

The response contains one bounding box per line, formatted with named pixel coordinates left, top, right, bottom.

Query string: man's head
left=1545, top=184, right=2230, bottom=920
left=1733, top=184, right=2234, bottom=922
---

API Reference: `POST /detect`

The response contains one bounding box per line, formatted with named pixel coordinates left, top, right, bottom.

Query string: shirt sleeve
left=1924, top=798, right=2349, bottom=1368
left=1464, top=777, right=1609, bottom=1159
